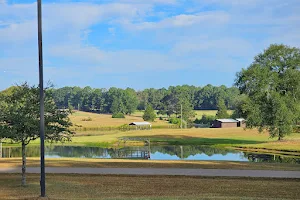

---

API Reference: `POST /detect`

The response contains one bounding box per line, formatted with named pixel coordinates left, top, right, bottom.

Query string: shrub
left=81, top=117, right=92, bottom=121
left=169, top=117, right=181, bottom=125
left=112, top=113, right=125, bottom=118
left=119, top=124, right=131, bottom=131
left=194, top=114, right=215, bottom=125
left=159, top=116, right=163, bottom=120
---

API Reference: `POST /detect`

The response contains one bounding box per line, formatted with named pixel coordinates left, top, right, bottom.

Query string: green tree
left=0, top=83, right=74, bottom=186
left=216, top=99, right=229, bottom=118
left=235, top=44, right=300, bottom=140
left=143, top=105, right=156, bottom=122
left=123, top=88, right=138, bottom=115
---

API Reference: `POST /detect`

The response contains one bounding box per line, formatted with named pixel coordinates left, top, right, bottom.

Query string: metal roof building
left=129, top=122, right=152, bottom=126
left=129, top=122, right=152, bottom=130
left=212, top=119, right=238, bottom=128
left=236, top=118, right=246, bottom=128
left=216, top=119, right=239, bottom=123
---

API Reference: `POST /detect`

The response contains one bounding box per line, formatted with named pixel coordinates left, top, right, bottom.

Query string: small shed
left=212, top=119, right=238, bottom=128
left=129, top=122, right=152, bottom=130
left=236, top=118, right=246, bottom=128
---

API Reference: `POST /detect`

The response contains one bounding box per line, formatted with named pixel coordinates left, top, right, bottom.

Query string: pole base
left=37, top=197, right=49, bottom=200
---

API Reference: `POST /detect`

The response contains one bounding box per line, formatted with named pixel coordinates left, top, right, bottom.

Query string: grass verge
left=1, top=158, right=300, bottom=171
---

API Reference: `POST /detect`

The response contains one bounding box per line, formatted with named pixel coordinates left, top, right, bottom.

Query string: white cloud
left=48, top=44, right=105, bottom=63
left=172, top=37, right=254, bottom=57
left=0, top=2, right=153, bottom=44
left=126, top=11, right=230, bottom=30
left=0, top=20, right=37, bottom=44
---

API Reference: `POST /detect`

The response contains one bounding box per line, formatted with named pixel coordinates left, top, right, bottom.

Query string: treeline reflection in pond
left=1, top=145, right=299, bottom=164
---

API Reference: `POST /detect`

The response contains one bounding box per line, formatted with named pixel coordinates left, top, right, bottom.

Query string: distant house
left=212, top=119, right=238, bottom=128
left=236, top=118, right=246, bottom=128
left=129, top=122, right=152, bottom=130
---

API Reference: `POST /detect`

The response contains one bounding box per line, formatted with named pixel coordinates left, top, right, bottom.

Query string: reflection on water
left=1, top=145, right=300, bottom=164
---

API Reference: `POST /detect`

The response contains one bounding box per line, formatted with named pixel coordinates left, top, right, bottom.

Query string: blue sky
left=1, top=0, right=300, bottom=90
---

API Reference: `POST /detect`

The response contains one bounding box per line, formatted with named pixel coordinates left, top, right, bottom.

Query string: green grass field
left=70, top=129, right=300, bottom=152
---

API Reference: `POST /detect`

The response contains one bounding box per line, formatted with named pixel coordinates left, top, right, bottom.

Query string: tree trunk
left=0, top=142, right=2, bottom=158
left=21, top=142, right=26, bottom=186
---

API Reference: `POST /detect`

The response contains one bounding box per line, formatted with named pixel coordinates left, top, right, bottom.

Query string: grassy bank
left=3, top=127, right=300, bottom=153
left=1, top=158, right=300, bottom=171
left=1, top=174, right=299, bottom=200
left=72, top=128, right=300, bottom=152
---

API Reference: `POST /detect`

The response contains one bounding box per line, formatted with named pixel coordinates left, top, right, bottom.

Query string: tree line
left=51, top=84, right=240, bottom=116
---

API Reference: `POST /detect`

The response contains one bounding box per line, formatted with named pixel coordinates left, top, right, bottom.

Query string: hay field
left=69, top=111, right=170, bottom=128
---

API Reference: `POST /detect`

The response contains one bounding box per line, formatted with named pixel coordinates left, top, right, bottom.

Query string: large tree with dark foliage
left=235, top=44, right=300, bottom=140
left=0, top=83, right=73, bottom=186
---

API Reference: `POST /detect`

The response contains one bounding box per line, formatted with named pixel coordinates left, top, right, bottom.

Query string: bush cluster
left=112, top=113, right=125, bottom=118
left=81, top=117, right=92, bottom=121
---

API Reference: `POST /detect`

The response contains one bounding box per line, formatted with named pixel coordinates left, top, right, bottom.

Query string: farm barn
left=236, top=118, right=246, bottom=128
left=212, top=119, right=238, bottom=128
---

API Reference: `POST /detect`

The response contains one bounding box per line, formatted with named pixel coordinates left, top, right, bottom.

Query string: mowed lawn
left=1, top=158, right=300, bottom=171
left=70, top=128, right=300, bottom=152
left=69, top=111, right=170, bottom=128
left=1, top=174, right=300, bottom=200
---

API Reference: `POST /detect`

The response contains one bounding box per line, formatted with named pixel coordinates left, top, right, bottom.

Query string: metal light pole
left=37, top=0, right=46, bottom=197
left=180, top=104, right=183, bottom=129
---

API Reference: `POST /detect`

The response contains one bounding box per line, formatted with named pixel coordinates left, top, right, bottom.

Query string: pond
left=1, top=145, right=300, bottom=164
left=0, top=146, right=300, bottom=164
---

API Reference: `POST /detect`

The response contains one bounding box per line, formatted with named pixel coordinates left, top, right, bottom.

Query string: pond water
left=1, top=145, right=300, bottom=164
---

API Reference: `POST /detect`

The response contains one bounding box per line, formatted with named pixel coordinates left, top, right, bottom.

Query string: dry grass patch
left=0, top=174, right=299, bottom=200
left=69, top=111, right=169, bottom=128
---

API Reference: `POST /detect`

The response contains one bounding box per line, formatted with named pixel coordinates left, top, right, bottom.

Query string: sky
left=0, top=0, right=300, bottom=90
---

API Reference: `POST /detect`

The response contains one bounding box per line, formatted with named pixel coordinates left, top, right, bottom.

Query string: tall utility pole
left=180, top=104, right=183, bottom=129
left=37, top=0, right=46, bottom=197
